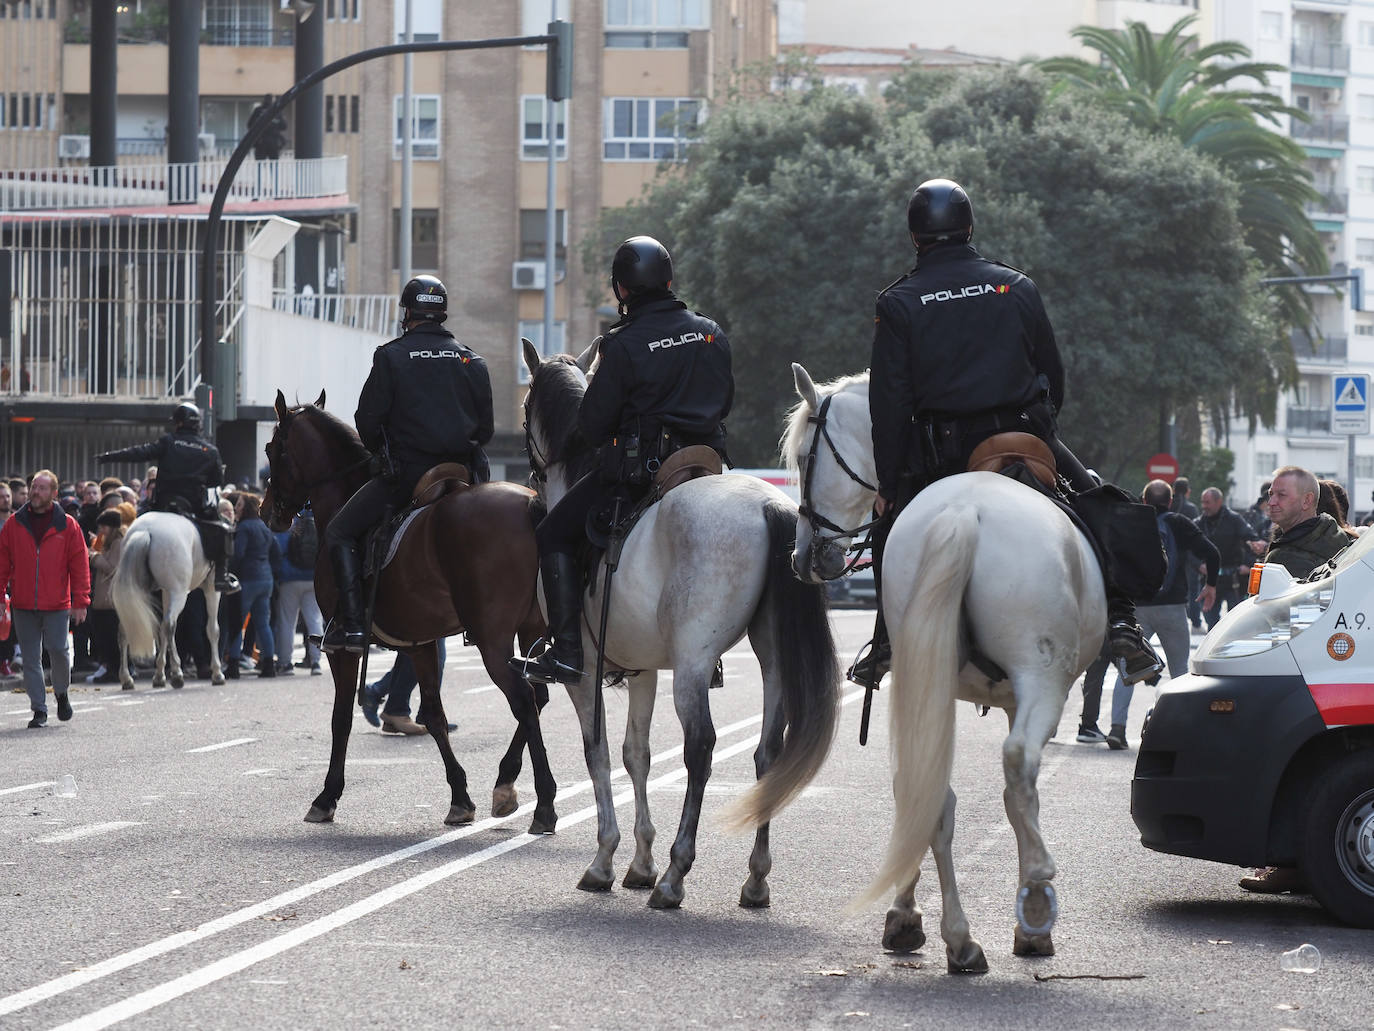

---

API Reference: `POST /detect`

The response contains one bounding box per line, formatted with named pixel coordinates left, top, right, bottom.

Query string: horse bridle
left=798, top=394, right=881, bottom=576
left=266, top=412, right=371, bottom=525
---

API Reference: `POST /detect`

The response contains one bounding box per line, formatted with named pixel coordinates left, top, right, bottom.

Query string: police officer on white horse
left=95, top=402, right=239, bottom=594
left=853, top=178, right=1161, bottom=688
left=513, top=235, right=734, bottom=685
left=320, top=274, right=494, bottom=654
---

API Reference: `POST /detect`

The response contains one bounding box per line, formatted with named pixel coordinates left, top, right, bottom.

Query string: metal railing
left=271, top=291, right=395, bottom=337
left=1287, top=405, right=1333, bottom=434
left=1292, top=40, right=1351, bottom=72
left=1305, top=189, right=1349, bottom=215
left=1290, top=332, right=1348, bottom=363
left=1291, top=115, right=1350, bottom=144
left=0, top=155, right=348, bottom=212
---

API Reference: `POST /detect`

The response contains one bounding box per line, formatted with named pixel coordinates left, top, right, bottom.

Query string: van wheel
left=1300, top=750, right=1374, bottom=928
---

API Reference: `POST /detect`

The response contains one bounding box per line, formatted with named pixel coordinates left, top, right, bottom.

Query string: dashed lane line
left=34, top=822, right=144, bottom=844
left=0, top=781, right=55, bottom=797
left=185, top=738, right=258, bottom=754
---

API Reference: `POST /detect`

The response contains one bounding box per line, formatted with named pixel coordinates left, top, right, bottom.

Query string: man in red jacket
left=0, top=469, right=90, bottom=727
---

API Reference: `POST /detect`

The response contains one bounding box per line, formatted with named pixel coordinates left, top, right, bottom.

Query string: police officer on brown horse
left=95, top=401, right=239, bottom=594
left=513, top=235, right=733, bottom=685
left=852, top=178, right=1161, bottom=688
left=321, top=274, right=494, bottom=653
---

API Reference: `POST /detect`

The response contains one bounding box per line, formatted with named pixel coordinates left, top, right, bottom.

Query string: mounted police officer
left=95, top=402, right=239, bottom=594
left=854, top=178, right=1161, bottom=689
left=512, top=235, right=733, bottom=685
left=320, top=274, right=493, bottom=654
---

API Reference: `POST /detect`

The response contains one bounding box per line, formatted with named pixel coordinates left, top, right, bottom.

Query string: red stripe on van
left=1306, top=682, right=1374, bottom=727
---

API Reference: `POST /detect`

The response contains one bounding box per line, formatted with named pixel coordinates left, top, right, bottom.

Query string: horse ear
left=792, top=363, right=820, bottom=411
left=521, top=337, right=541, bottom=379
left=575, top=335, right=602, bottom=373
left=314, top=389, right=326, bottom=409
left=274, top=389, right=289, bottom=421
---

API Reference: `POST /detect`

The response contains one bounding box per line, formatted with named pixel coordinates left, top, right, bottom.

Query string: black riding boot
left=847, top=607, right=891, bottom=689
left=322, top=543, right=367, bottom=654
left=1107, top=590, right=1164, bottom=686
left=204, top=522, right=239, bottom=594
left=510, top=553, right=585, bottom=685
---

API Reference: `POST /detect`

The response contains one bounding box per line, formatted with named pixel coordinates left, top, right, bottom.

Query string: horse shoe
left=1015, top=881, right=1058, bottom=938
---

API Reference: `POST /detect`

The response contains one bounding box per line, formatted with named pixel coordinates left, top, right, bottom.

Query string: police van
left=1131, top=532, right=1374, bottom=927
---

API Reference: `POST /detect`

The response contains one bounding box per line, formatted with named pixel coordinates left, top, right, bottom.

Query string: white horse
left=111, top=512, right=225, bottom=689
left=785, top=363, right=1106, bottom=972
left=521, top=340, right=841, bottom=910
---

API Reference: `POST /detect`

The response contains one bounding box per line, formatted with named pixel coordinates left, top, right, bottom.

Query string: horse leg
left=305, top=652, right=360, bottom=823
left=568, top=669, right=620, bottom=893
left=1002, top=682, right=1067, bottom=956
left=481, top=636, right=558, bottom=834
left=882, top=877, right=926, bottom=954
left=493, top=623, right=547, bottom=810
left=649, top=664, right=716, bottom=910
left=621, top=671, right=659, bottom=889
left=930, top=787, right=987, bottom=973
left=118, top=629, right=134, bottom=691
left=151, top=589, right=168, bottom=688
left=204, top=586, right=224, bottom=685
left=741, top=615, right=788, bottom=909
left=164, top=591, right=188, bottom=689
left=409, top=644, right=475, bottom=826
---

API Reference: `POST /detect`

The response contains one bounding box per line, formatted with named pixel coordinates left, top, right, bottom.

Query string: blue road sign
left=1334, top=375, right=1368, bottom=411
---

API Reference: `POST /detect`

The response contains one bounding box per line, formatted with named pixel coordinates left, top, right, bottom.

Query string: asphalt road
left=1, top=610, right=1370, bottom=1030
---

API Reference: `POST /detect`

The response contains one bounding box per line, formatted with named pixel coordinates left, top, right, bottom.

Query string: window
left=0, top=91, right=53, bottom=130
left=519, top=209, right=568, bottom=267
left=1361, top=22, right=1374, bottom=47
left=518, top=320, right=567, bottom=383
left=604, top=97, right=700, bottom=160
left=1358, top=455, right=1374, bottom=479
left=394, top=0, right=441, bottom=41
left=204, top=0, right=279, bottom=46
left=522, top=0, right=570, bottom=40
left=325, top=94, right=360, bottom=134
left=1359, top=166, right=1374, bottom=192
left=326, top=0, right=361, bottom=20
left=1255, top=452, right=1278, bottom=479
left=1259, top=12, right=1283, bottom=42
left=1357, top=323, right=1374, bottom=336
left=1358, top=238, right=1374, bottom=262
left=1360, top=95, right=1374, bottom=120
left=392, top=208, right=440, bottom=271
left=521, top=96, right=567, bottom=159
left=606, top=0, right=706, bottom=46
left=394, top=95, right=440, bottom=158
left=1295, top=93, right=1311, bottom=113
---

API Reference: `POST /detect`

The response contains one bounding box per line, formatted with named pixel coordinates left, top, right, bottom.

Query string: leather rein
left=798, top=394, right=881, bottom=576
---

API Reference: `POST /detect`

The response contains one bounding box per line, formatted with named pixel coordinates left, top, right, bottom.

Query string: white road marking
left=111, top=700, right=145, bottom=707
left=34, top=822, right=143, bottom=844
left=0, top=781, right=55, bottom=797
left=185, top=738, right=258, bottom=754
left=462, top=685, right=499, bottom=695
left=240, top=769, right=279, bottom=777
left=1, top=688, right=863, bottom=1024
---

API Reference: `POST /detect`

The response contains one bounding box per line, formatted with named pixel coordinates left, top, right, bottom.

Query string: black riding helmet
left=907, top=178, right=974, bottom=245
left=610, top=236, right=673, bottom=301
left=172, top=401, right=202, bottom=431
left=400, top=274, right=448, bottom=324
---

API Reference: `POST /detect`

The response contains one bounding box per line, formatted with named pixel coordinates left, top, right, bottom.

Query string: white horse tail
left=851, top=503, right=978, bottom=911
left=112, top=528, right=160, bottom=661
left=722, top=500, right=841, bottom=831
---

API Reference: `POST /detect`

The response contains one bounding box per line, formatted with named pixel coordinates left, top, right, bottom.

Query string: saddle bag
left=1070, top=484, right=1168, bottom=601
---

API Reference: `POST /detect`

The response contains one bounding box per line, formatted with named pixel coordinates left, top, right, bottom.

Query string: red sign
left=1146, top=452, right=1180, bottom=482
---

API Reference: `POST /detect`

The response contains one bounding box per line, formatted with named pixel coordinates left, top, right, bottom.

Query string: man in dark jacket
left=1195, top=487, right=1264, bottom=629
left=857, top=178, right=1160, bottom=690
left=321, top=274, right=493, bottom=653
left=95, top=403, right=238, bottom=594
left=511, top=235, right=733, bottom=685
left=1261, top=465, right=1352, bottom=577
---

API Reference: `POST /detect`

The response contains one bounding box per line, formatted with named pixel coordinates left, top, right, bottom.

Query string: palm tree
left=1039, top=15, right=1324, bottom=326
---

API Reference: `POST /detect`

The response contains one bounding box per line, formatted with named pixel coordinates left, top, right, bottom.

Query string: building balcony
left=1291, top=332, right=1348, bottom=364
left=1305, top=188, right=1349, bottom=215
left=0, top=155, right=348, bottom=213
left=1292, top=114, right=1350, bottom=145
left=271, top=291, right=394, bottom=338
left=1292, top=40, right=1351, bottom=73
left=1287, top=405, right=1332, bottom=434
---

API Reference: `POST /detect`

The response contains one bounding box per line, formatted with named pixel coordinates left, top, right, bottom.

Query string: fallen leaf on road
left=263, top=911, right=298, bottom=922
left=892, top=961, right=923, bottom=970
left=1276, top=1003, right=1300, bottom=1011
left=399, top=959, right=412, bottom=970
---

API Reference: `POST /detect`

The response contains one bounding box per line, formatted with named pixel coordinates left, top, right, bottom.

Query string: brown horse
left=260, top=390, right=557, bottom=834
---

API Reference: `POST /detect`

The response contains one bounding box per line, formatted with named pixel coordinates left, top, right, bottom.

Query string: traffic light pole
left=198, top=25, right=572, bottom=438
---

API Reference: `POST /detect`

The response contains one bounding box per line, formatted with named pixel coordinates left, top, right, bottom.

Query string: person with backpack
left=1100, top=479, right=1219, bottom=751
left=271, top=508, right=322, bottom=676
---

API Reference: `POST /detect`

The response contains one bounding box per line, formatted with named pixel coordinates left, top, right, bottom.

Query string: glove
left=94, top=452, right=113, bottom=464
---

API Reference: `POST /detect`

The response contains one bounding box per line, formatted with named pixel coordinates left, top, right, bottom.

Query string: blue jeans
left=228, top=577, right=275, bottom=664
left=13, top=608, right=71, bottom=714
left=1111, top=602, right=1191, bottom=728
left=373, top=638, right=446, bottom=716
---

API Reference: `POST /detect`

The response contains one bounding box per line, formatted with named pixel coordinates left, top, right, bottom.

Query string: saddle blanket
left=382, top=508, right=425, bottom=569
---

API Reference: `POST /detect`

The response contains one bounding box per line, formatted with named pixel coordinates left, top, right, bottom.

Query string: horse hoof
left=170, top=675, right=184, bottom=689
left=882, top=910, right=926, bottom=953
left=739, top=881, right=771, bottom=909
left=304, top=805, right=335, bottom=823
left=121, top=680, right=135, bottom=691
left=444, top=805, right=476, bottom=826
left=211, top=673, right=225, bottom=686
left=622, top=867, right=658, bottom=890
left=1015, top=880, right=1058, bottom=938
left=947, top=940, right=989, bottom=975
left=491, top=784, right=518, bottom=818
left=648, top=883, right=683, bottom=909
left=1013, top=927, right=1055, bottom=957
left=528, top=806, right=557, bottom=835
left=152, top=676, right=166, bottom=688
left=577, top=869, right=614, bottom=893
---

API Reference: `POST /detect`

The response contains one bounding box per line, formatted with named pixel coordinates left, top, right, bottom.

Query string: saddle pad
left=383, top=507, right=426, bottom=569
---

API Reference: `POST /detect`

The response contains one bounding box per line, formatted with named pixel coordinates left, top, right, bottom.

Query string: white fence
left=0, top=155, right=348, bottom=212
left=271, top=291, right=395, bottom=338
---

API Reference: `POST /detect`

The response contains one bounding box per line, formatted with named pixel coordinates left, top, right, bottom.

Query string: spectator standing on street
left=1195, top=487, right=1265, bottom=630
left=1171, top=477, right=1203, bottom=630
left=225, top=493, right=278, bottom=680
left=0, top=482, right=13, bottom=677
left=1245, top=481, right=1272, bottom=540
left=9, top=477, right=28, bottom=508
left=1318, top=479, right=1361, bottom=539
left=271, top=509, right=322, bottom=676
left=86, top=510, right=126, bottom=686
left=0, top=470, right=91, bottom=727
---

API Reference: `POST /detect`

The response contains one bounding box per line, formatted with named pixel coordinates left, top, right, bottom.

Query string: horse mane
left=779, top=370, right=872, bottom=476
left=297, top=404, right=370, bottom=465
left=530, top=355, right=597, bottom=481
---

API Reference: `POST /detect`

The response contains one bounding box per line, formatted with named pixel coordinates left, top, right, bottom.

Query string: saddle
left=368, top=463, right=471, bottom=571
left=966, top=432, right=1058, bottom=490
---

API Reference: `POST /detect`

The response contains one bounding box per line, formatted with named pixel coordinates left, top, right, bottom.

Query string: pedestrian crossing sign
left=1331, top=373, right=1371, bottom=434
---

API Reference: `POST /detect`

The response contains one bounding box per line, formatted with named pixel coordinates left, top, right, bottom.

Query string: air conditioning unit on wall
left=512, top=261, right=547, bottom=290
left=58, top=134, right=90, bottom=159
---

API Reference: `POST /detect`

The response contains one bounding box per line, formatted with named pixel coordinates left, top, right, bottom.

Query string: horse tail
left=850, top=503, right=978, bottom=912
left=722, top=499, right=840, bottom=831
left=112, top=527, right=160, bottom=661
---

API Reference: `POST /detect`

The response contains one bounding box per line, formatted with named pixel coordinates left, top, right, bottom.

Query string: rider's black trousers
left=324, top=476, right=407, bottom=552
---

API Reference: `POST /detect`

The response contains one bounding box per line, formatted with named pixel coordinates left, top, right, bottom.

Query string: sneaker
left=295, top=659, right=312, bottom=669
left=1239, top=866, right=1307, bottom=894
left=380, top=713, right=427, bottom=736
left=359, top=682, right=384, bottom=728
left=84, top=664, right=107, bottom=683
left=310, top=663, right=322, bottom=676
left=1106, top=724, right=1128, bottom=750
left=27, top=711, right=47, bottom=729
left=1076, top=724, right=1106, bottom=744
left=274, top=663, right=296, bottom=676
left=55, top=694, right=73, bottom=722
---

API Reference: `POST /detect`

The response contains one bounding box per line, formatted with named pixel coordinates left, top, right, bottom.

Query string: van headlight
left=1193, top=580, right=1334, bottom=660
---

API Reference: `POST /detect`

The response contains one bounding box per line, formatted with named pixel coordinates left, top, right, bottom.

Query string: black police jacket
left=1195, top=506, right=1262, bottom=570
left=870, top=243, right=1065, bottom=499
left=354, top=322, right=494, bottom=473
left=580, top=293, right=733, bottom=453
left=99, top=430, right=224, bottom=512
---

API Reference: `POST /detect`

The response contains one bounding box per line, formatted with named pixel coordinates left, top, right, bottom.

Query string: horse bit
left=798, top=394, right=882, bottom=577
